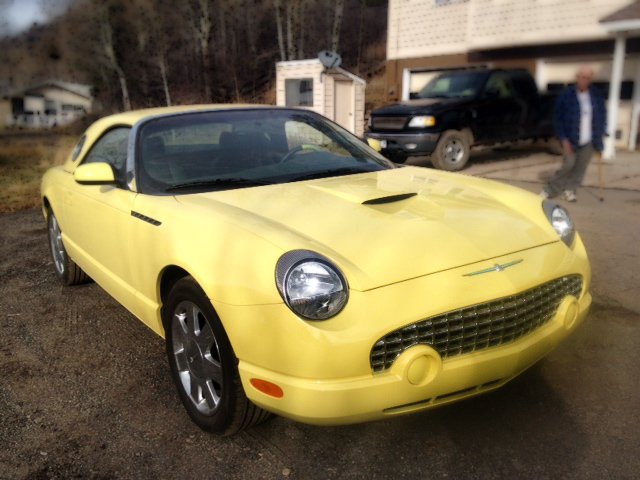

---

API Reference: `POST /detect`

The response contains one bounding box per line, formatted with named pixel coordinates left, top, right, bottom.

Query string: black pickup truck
left=366, top=68, right=557, bottom=170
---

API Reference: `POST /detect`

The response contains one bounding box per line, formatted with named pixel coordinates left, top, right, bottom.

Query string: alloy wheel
left=443, top=138, right=465, bottom=164
left=49, top=215, right=65, bottom=275
left=171, top=301, right=223, bottom=416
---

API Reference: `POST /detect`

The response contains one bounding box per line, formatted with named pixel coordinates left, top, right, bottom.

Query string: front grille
left=370, top=276, right=583, bottom=372
left=372, top=116, right=408, bottom=130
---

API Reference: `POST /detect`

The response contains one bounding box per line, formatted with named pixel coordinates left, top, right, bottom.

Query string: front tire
left=164, top=277, right=270, bottom=435
left=388, top=153, right=408, bottom=164
left=47, top=210, right=91, bottom=285
left=431, top=130, right=471, bottom=171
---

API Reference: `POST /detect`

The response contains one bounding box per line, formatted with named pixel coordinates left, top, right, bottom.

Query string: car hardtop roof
left=93, top=104, right=278, bottom=129
left=66, top=105, right=291, bottom=170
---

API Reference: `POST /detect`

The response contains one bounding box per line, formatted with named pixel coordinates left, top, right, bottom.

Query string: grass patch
left=0, top=133, right=76, bottom=213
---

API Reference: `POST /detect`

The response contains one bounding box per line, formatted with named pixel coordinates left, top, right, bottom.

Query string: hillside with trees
left=0, top=0, right=388, bottom=112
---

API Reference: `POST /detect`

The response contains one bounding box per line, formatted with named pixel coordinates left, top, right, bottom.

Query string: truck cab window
left=484, top=73, right=515, bottom=99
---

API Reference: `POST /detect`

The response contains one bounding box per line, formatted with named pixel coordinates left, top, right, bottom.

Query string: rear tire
left=47, top=210, right=91, bottom=286
left=164, top=277, right=271, bottom=435
left=431, top=130, right=471, bottom=171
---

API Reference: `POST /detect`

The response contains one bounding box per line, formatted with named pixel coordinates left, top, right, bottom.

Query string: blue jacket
left=554, top=86, right=607, bottom=152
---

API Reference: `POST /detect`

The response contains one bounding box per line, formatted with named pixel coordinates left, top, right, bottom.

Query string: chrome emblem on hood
left=463, top=259, right=523, bottom=277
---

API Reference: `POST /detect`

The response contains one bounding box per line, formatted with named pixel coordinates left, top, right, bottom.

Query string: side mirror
left=74, top=162, right=116, bottom=185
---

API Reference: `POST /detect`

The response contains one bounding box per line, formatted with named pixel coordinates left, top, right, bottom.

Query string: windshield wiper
left=289, top=167, right=377, bottom=182
left=166, top=177, right=272, bottom=192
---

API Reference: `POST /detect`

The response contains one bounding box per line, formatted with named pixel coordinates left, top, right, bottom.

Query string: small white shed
left=276, top=59, right=366, bottom=137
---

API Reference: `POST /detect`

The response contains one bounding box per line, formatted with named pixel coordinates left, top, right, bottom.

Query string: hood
left=372, top=97, right=471, bottom=116
left=176, top=168, right=556, bottom=291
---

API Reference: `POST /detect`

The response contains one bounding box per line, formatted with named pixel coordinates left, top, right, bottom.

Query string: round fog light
left=557, top=296, right=580, bottom=330
left=391, top=345, right=442, bottom=386
left=407, top=355, right=432, bottom=385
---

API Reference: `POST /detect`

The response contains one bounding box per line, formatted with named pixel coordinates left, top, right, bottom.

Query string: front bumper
left=215, top=237, right=591, bottom=426
left=366, top=131, right=440, bottom=159
left=239, top=294, right=589, bottom=425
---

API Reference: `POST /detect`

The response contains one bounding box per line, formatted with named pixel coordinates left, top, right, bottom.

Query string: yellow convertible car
left=41, top=105, right=591, bottom=435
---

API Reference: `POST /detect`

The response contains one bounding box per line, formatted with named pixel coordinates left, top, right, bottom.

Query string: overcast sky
left=0, top=0, right=71, bottom=36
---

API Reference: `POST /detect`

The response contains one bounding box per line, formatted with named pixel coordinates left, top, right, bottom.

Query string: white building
left=385, top=0, right=640, bottom=158
left=2, top=81, right=92, bottom=129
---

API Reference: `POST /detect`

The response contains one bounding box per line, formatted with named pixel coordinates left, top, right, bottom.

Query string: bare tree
left=244, top=0, right=256, bottom=57
left=286, top=2, right=295, bottom=60
left=217, top=0, right=227, bottom=62
left=356, top=0, right=365, bottom=72
left=274, top=0, right=286, bottom=61
left=186, top=0, right=213, bottom=101
left=132, top=0, right=173, bottom=106
left=331, top=0, right=344, bottom=53
left=296, top=0, right=306, bottom=59
left=97, top=3, right=131, bottom=110
left=0, top=0, right=389, bottom=109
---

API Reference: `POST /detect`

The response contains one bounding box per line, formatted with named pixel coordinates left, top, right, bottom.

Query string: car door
left=474, top=72, right=524, bottom=141
left=509, top=71, right=539, bottom=138
left=63, top=127, right=138, bottom=308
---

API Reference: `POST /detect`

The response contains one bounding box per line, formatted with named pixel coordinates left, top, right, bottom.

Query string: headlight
left=408, top=115, right=436, bottom=128
left=543, top=201, right=575, bottom=247
left=276, top=250, right=348, bottom=320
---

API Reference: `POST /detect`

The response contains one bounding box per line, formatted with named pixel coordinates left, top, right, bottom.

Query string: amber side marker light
left=250, top=378, right=284, bottom=398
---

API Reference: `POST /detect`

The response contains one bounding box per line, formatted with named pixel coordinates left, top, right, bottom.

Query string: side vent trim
left=131, top=211, right=161, bottom=226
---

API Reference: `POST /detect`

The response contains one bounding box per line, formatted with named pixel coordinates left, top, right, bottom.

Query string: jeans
left=546, top=143, right=593, bottom=195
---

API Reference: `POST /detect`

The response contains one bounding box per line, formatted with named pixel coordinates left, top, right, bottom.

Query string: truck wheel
left=431, top=130, right=471, bottom=171
left=385, top=152, right=407, bottom=164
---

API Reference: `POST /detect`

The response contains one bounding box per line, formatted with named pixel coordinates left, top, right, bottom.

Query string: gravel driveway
left=1, top=183, right=639, bottom=479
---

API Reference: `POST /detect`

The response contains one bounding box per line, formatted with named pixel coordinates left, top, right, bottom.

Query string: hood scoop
left=362, top=193, right=417, bottom=205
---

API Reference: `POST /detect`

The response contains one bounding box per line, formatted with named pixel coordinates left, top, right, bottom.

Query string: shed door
left=334, top=80, right=353, bottom=133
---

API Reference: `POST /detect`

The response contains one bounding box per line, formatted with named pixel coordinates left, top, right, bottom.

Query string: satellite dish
left=318, top=50, right=342, bottom=70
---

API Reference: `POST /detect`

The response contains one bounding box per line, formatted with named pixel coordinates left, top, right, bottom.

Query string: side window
left=83, top=127, right=130, bottom=186
left=71, top=135, right=86, bottom=161
left=285, top=79, right=314, bottom=107
left=484, top=73, right=515, bottom=99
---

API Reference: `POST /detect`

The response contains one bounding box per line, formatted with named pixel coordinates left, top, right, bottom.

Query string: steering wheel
left=280, top=144, right=329, bottom=162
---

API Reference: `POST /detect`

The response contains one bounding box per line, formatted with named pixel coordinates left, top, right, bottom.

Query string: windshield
left=418, top=71, right=487, bottom=99
left=136, top=109, right=394, bottom=194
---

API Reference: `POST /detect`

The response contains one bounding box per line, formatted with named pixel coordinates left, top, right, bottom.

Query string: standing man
left=542, top=66, right=607, bottom=202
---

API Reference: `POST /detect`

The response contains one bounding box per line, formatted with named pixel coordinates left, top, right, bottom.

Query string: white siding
left=354, top=83, right=365, bottom=137
left=387, top=0, right=631, bottom=60
left=276, top=61, right=324, bottom=114
left=324, top=74, right=335, bottom=117
left=468, top=0, right=630, bottom=50
left=387, top=0, right=469, bottom=60
left=35, top=87, right=92, bottom=111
